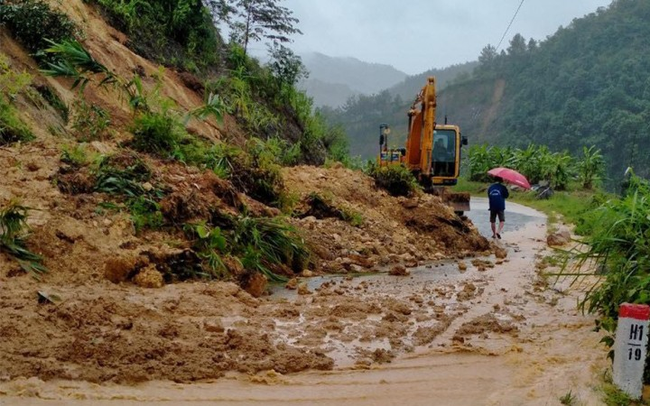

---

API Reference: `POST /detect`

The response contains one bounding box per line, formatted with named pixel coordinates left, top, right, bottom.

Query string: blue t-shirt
left=488, top=183, right=509, bottom=211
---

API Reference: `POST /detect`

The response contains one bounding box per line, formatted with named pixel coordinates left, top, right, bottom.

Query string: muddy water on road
left=0, top=201, right=608, bottom=405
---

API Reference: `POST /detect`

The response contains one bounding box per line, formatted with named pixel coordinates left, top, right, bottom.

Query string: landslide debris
left=283, top=164, right=491, bottom=274
left=0, top=0, right=494, bottom=386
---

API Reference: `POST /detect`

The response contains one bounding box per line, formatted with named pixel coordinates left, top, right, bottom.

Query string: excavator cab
left=430, top=126, right=468, bottom=184
left=431, top=128, right=459, bottom=180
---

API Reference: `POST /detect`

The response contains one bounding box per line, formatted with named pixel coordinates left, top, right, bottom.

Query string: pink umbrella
left=487, top=167, right=531, bottom=190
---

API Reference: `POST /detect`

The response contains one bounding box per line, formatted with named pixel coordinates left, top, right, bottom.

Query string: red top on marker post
left=619, top=303, right=650, bottom=321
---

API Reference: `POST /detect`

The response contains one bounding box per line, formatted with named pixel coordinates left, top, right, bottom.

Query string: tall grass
left=184, top=214, right=310, bottom=283
left=559, top=175, right=650, bottom=381
left=231, top=215, right=309, bottom=282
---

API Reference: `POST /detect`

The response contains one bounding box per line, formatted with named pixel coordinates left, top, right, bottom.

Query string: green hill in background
left=325, top=0, right=649, bottom=185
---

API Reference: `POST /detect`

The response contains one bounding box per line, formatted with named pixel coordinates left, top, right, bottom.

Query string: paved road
left=466, top=197, right=545, bottom=239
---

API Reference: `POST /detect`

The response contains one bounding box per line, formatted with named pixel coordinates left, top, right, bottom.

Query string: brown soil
left=283, top=164, right=491, bottom=274
left=0, top=0, right=497, bottom=385
left=0, top=1, right=609, bottom=403
left=0, top=215, right=610, bottom=405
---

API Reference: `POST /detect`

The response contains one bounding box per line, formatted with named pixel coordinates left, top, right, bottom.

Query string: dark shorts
left=490, top=210, right=505, bottom=223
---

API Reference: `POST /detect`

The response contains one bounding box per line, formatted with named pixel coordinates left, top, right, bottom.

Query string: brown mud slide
left=0, top=202, right=609, bottom=405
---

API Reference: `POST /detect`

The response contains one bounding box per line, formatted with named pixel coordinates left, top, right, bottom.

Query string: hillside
left=299, top=52, right=407, bottom=107
left=0, top=0, right=493, bottom=383
left=387, top=61, right=478, bottom=101
left=450, top=0, right=650, bottom=185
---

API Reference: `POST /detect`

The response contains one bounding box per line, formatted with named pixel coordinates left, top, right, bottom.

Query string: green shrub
left=86, top=0, right=220, bottom=71
left=0, top=200, right=47, bottom=276
left=131, top=111, right=183, bottom=156
left=181, top=214, right=310, bottom=283
left=0, top=95, right=34, bottom=145
left=231, top=214, right=309, bottom=282
left=92, top=153, right=166, bottom=233
left=0, top=55, right=34, bottom=144
left=128, top=195, right=164, bottom=233
left=248, top=137, right=300, bottom=167
left=366, top=162, right=419, bottom=197
left=94, top=153, right=152, bottom=197
left=0, top=0, right=76, bottom=63
left=0, top=53, right=32, bottom=97
left=183, top=221, right=228, bottom=279
left=60, top=143, right=90, bottom=167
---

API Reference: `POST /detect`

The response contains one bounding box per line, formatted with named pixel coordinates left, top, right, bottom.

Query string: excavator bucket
left=444, top=191, right=471, bottom=214
left=430, top=187, right=470, bottom=215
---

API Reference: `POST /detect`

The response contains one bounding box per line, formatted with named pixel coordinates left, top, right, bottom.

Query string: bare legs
left=491, top=221, right=504, bottom=239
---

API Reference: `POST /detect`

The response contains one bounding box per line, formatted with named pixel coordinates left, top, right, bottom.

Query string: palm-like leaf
left=41, top=39, right=117, bottom=91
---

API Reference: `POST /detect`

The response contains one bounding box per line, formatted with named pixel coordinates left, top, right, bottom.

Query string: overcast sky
left=275, top=0, right=613, bottom=75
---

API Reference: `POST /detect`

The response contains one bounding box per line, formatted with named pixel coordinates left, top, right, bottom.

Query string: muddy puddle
left=0, top=201, right=609, bottom=406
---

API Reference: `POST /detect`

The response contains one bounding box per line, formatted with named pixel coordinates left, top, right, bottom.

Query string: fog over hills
left=298, top=52, right=407, bottom=107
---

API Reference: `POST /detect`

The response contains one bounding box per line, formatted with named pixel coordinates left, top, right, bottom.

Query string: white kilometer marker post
left=613, top=303, right=650, bottom=399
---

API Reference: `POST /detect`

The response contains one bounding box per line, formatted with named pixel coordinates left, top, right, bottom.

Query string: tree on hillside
left=507, top=33, right=527, bottom=56
left=266, top=42, right=307, bottom=86
left=478, top=44, right=497, bottom=66
left=223, top=0, right=301, bottom=56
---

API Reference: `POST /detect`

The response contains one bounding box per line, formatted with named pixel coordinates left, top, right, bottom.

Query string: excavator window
left=432, top=129, right=456, bottom=177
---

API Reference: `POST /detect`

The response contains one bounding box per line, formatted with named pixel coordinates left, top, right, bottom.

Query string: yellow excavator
left=378, top=76, right=470, bottom=213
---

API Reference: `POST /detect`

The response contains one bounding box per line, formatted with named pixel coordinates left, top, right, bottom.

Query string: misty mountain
left=387, top=61, right=478, bottom=101
left=299, top=78, right=357, bottom=109
left=298, top=52, right=407, bottom=107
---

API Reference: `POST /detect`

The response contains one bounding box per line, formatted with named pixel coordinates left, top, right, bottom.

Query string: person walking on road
left=488, top=176, right=509, bottom=239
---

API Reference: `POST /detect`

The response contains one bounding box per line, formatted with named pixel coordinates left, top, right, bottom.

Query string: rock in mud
left=458, top=261, right=468, bottom=272
left=297, top=283, right=311, bottom=295
left=204, top=318, right=225, bottom=333
left=133, top=265, right=164, bottom=288
left=104, top=255, right=140, bottom=283
left=400, top=197, right=419, bottom=209
left=389, top=265, right=410, bottom=276
left=286, top=278, right=299, bottom=290
left=222, top=255, right=244, bottom=276
left=494, top=246, right=508, bottom=259
left=243, top=273, right=268, bottom=298
left=547, top=230, right=571, bottom=246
